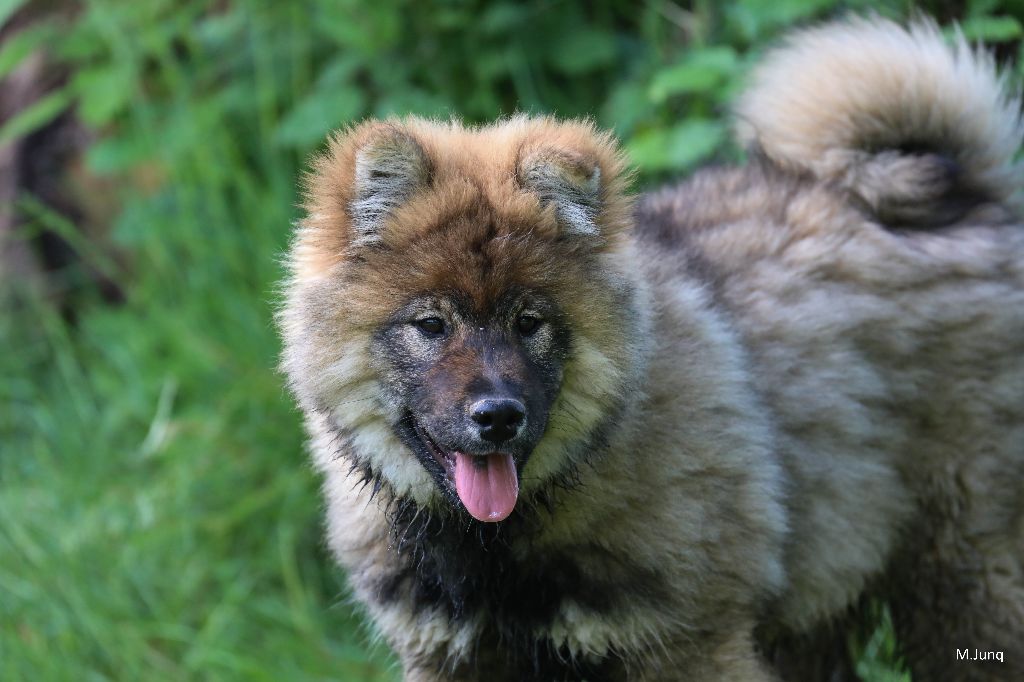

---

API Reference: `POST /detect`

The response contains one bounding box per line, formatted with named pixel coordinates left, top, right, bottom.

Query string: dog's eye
left=517, top=315, right=540, bottom=336
left=415, top=317, right=446, bottom=336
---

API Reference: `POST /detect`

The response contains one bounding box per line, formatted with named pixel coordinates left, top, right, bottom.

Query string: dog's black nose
left=470, top=399, right=526, bottom=443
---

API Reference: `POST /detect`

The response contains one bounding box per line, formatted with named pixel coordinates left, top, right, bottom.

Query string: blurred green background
left=3, top=1, right=1023, bottom=680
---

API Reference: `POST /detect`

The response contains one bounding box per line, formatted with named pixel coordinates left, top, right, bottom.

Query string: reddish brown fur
left=296, top=118, right=632, bottom=279
left=290, top=117, right=641, bottom=401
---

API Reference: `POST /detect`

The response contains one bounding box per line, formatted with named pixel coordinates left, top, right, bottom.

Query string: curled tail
left=735, top=17, right=1024, bottom=224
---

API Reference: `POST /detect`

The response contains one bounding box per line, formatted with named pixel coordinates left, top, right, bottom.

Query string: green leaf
left=648, top=47, right=738, bottom=102
left=0, top=89, right=72, bottom=145
left=275, top=86, right=366, bottom=149
left=73, top=64, right=136, bottom=126
left=315, top=3, right=400, bottom=54
left=0, top=25, right=52, bottom=81
left=959, top=16, right=1024, bottom=42
left=195, top=9, right=245, bottom=50
left=966, top=0, right=1003, bottom=19
left=626, top=120, right=727, bottom=172
left=727, top=0, right=836, bottom=42
left=473, top=46, right=517, bottom=82
left=649, top=66, right=719, bottom=102
left=479, top=3, right=528, bottom=34
left=600, top=81, right=653, bottom=137
left=548, top=28, right=618, bottom=75
left=316, top=55, right=363, bottom=88
left=85, top=134, right=153, bottom=174
left=433, top=7, right=472, bottom=30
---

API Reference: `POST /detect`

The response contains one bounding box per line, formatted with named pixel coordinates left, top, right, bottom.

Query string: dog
left=279, top=18, right=1024, bottom=681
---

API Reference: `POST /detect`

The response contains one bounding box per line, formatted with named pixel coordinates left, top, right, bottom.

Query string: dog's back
left=638, top=18, right=1024, bottom=680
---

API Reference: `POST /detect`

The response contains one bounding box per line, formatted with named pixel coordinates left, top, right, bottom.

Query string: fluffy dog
left=279, top=18, right=1024, bottom=681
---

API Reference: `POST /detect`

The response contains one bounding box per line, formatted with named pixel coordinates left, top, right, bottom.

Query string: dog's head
left=280, top=117, right=646, bottom=521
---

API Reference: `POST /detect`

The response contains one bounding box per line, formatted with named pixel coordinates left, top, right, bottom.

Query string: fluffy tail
left=735, top=17, right=1024, bottom=224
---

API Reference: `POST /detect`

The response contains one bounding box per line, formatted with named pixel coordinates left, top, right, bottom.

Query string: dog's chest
left=374, top=514, right=671, bottom=679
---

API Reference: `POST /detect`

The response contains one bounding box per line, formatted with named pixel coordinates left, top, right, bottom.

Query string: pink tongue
left=453, top=452, right=519, bottom=522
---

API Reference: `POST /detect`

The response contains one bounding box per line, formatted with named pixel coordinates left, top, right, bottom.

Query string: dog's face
left=280, top=117, right=645, bottom=521
left=373, top=286, right=570, bottom=520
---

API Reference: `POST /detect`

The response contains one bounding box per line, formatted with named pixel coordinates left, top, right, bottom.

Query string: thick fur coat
left=279, top=19, right=1024, bottom=681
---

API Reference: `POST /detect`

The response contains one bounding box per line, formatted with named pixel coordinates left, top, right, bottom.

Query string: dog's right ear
left=349, top=130, right=431, bottom=245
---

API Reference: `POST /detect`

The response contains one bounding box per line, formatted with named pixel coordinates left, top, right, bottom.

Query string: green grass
left=1, top=7, right=397, bottom=676
left=0, top=144, right=398, bottom=682
left=6, top=0, right=1019, bottom=678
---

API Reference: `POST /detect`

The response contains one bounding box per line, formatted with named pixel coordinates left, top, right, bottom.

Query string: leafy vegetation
left=3, top=1, right=1022, bottom=679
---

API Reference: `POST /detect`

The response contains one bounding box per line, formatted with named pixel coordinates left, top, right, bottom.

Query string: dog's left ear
left=518, top=149, right=602, bottom=237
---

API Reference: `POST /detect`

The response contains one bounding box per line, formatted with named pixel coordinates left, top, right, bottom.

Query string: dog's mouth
left=412, top=420, right=519, bottom=523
